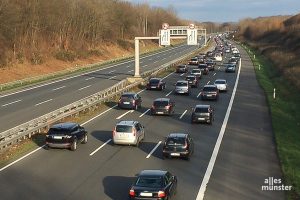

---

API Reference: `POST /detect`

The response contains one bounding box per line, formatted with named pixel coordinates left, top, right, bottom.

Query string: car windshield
left=176, top=82, right=187, bottom=86
left=166, top=137, right=186, bottom=146
left=215, top=80, right=226, bottom=84
left=154, top=101, right=169, bottom=106
left=203, top=86, right=217, bottom=91
left=186, top=76, right=195, bottom=81
left=135, top=176, right=163, bottom=188
left=149, top=79, right=159, bottom=84
left=194, top=107, right=209, bottom=113
left=116, top=125, right=132, bottom=133
left=48, top=128, right=71, bottom=135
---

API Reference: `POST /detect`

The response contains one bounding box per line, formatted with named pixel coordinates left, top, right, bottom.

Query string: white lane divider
left=52, top=86, right=66, bottom=91
left=162, top=72, right=174, bottom=80
left=126, top=65, right=131, bottom=68
left=206, top=81, right=210, bottom=84
left=85, top=77, right=95, bottom=81
left=108, top=70, right=116, bottom=74
left=218, top=67, right=220, bottom=70
left=2, top=99, right=22, bottom=107
left=78, top=85, right=91, bottom=91
left=197, top=91, right=202, bottom=98
left=142, top=65, right=148, bottom=68
left=108, top=76, right=117, bottom=80
left=179, top=110, right=187, bottom=119
left=82, top=105, right=117, bottom=126
left=139, top=109, right=150, bottom=118
left=35, top=99, right=53, bottom=106
left=146, top=141, right=162, bottom=159
left=213, top=73, right=216, bottom=76
left=196, top=58, right=242, bottom=200
left=180, top=73, right=185, bottom=77
left=89, top=139, right=112, bottom=156
left=166, top=90, right=173, bottom=97
left=154, top=60, right=158, bottom=63
left=116, top=110, right=134, bottom=119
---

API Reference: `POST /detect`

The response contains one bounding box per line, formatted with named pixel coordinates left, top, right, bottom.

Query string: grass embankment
left=242, top=44, right=300, bottom=200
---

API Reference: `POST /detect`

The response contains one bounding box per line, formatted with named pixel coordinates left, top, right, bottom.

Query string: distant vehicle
left=232, top=47, right=239, bottom=54
left=198, top=63, right=209, bottom=75
left=205, top=59, right=215, bottom=71
left=191, top=105, right=214, bottom=124
left=233, top=53, right=241, bottom=58
left=228, top=57, right=239, bottom=66
left=45, top=122, right=88, bottom=151
left=224, top=48, right=231, bottom=53
left=188, top=57, right=199, bottom=65
left=214, top=53, right=223, bottom=62
left=200, top=85, right=219, bottom=100
left=174, top=80, right=190, bottom=95
left=214, top=79, right=228, bottom=92
left=162, top=133, right=194, bottom=160
left=206, top=51, right=214, bottom=58
left=176, top=64, right=188, bottom=73
left=129, top=170, right=177, bottom=200
left=118, top=92, right=142, bottom=110
left=185, top=75, right=199, bottom=88
left=146, top=78, right=166, bottom=90
left=225, top=63, right=236, bottom=73
left=113, top=120, right=145, bottom=146
left=151, top=98, right=175, bottom=116
left=190, top=68, right=202, bottom=79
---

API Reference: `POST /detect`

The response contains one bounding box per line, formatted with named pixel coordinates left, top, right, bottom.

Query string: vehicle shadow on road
left=103, top=176, right=135, bottom=200
left=139, top=141, right=164, bottom=160
left=90, top=130, right=112, bottom=143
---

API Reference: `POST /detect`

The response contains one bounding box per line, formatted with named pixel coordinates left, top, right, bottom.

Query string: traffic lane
left=204, top=47, right=285, bottom=200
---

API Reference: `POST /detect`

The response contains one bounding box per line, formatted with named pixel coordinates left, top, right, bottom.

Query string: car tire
left=82, top=134, right=88, bottom=144
left=71, top=139, right=77, bottom=151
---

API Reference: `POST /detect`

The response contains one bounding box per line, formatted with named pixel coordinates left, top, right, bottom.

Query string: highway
left=0, top=43, right=285, bottom=200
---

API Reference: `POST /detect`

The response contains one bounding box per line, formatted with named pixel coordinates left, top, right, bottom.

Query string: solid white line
left=165, top=90, right=173, bottom=97
left=78, top=85, right=91, bottom=91
left=116, top=110, right=134, bottom=119
left=196, top=58, right=242, bottom=200
left=179, top=110, right=187, bottom=119
left=139, top=109, right=150, bottom=118
left=197, top=91, right=202, bottom=98
left=180, top=73, right=185, bottom=76
left=146, top=141, right=162, bottom=158
left=35, top=99, right=53, bottom=106
left=108, top=76, right=117, bottom=80
left=2, top=99, right=22, bottom=107
left=206, top=81, right=210, bottom=85
left=162, top=72, right=174, bottom=80
left=213, top=73, right=216, bottom=76
left=85, top=77, right=95, bottom=81
left=52, top=85, right=66, bottom=91
left=89, top=139, right=112, bottom=156
left=82, top=105, right=117, bottom=126
left=218, top=67, right=220, bottom=69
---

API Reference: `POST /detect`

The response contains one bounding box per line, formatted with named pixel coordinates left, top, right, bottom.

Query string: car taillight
left=132, top=100, right=136, bottom=105
left=133, top=129, right=136, bottom=136
left=165, top=105, right=170, bottom=109
left=158, top=191, right=166, bottom=198
left=129, top=189, right=135, bottom=197
left=113, top=129, right=116, bottom=136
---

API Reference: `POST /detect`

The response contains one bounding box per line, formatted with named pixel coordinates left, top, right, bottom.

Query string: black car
left=191, top=105, right=214, bottom=124
left=151, top=98, right=175, bottom=116
left=228, top=57, right=239, bottom=66
left=205, top=59, right=215, bottom=71
left=45, top=122, right=88, bottom=151
left=198, top=63, right=209, bottom=75
left=118, top=92, right=142, bottom=110
left=129, top=170, right=177, bottom=200
left=175, top=64, right=188, bottom=73
left=146, top=78, right=166, bottom=90
left=163, top=133, right=194, bottom=160
left=185, top=75, right=199, bottom=88
left=200, top=85, right=219, bottom=100
left=188, top=57, right=199, bottom=65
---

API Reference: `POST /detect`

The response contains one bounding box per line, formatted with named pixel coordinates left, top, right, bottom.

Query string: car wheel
left=82, top=134, right=88, bottom=144
left=71, top=139, right=77, bottom=151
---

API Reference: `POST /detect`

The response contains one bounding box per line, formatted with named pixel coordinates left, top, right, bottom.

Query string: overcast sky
left=124, top=0, right=300, bottom=22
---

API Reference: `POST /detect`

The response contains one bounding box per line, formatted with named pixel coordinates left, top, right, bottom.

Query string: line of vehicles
left=44, top=37, right=240, bottom=199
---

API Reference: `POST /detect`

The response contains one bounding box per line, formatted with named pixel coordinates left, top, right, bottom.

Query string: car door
left=188, top=136, right=194, bottom=154
left=164, top=173, right=176, bottom=197
left=72, top=125, right=81, bottom=140
left=135, top=123, right=141, bottom=141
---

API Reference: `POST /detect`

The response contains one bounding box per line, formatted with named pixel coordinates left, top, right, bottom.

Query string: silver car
left=214, top=79, right=228, bottom=92
left=190, top=68, right=202, bottom=79
left=175, top=80, right=190, bottom=95
left=113, top=121, right=145, bottom=146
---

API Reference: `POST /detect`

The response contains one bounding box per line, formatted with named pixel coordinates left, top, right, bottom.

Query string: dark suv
left=162, top=133, right=194, bottom=160
left=45, top=122, right=88, bottom=151
left=191, top=105, right=214, bottom=124
left=185, top=75, right=199, bottom=88
left=198, top=63, right=209, bottom=75
left=146, top=78, right=166, bottom=90
left=200, top=85, right=219, bottom=100
left=151, top=98, right=175, bottom=116
left=205, top=59, right=215, bottom=71
left=118, top=92, right=142, bottom=110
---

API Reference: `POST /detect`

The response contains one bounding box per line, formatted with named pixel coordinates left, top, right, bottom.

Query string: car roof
left=178, top=64, right=186, bottom=67
left=195, top=104, right=210, bottom=109
left=168, top=133, right=188, bottom=138
left=121, top=92, right=136, bottom=96
left=186, top=75, right=196, bottom=78
left=176, top=80, right=188, bottom=83
left=154, top=98, right=170, bottom=102
left=214, top=79, right=226, bottom=82
left=149, top=78, right=161, bottom=81
left=51, top=122, right=78, bottom=129
left=139, top=170, right=168, bottom=176
left=203, top=84, right=217, bottom=88
left=116, top=120, right=137, bottom=126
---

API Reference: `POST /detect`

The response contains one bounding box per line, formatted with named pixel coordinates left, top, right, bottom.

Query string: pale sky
left=124, top=0, right=300, bottom=22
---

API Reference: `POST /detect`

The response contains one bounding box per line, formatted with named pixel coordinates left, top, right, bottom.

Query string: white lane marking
left=166, top=90, right=173, bottom=97
left=218, top=67, right=220, bottom=69
left=78, top=85, right=91, bottom=91
left=108, top=70, right=116, bottom=74
left=108, top=76, right=117, bottom=80
left=52, top=86, right=66, bottom=91
left=126, top=65, right=131, bottom=68
left=85, top=77, right=95, bottom=81
left=82, top=105, right=117, bottom=126
left=128, top=69, right=134, bottom=73
left=197, top=91, right=202, bottom=98
left=206, top=81, right=210, bottom=85
left=140, top=61, right=144, bottom=64
left=137, top=89, right=146, bottom=94
left=148, top=58, right=152, bottom=60
left=139, top=109, right=150, bottom=118
left=154, top=60, right=158, bottom=63
left=162, top=72, right=174, bottom=80
left=146, top=141, right=162, bottom=158
left=213, top=73, right=216, bottom=76
left=35, top=99, right=53, bottom=106
left=180, top=73, right=185, bottom=76
left=179, top=110, right=187, bottom=119
left=142, top=65, right=148, bottom=68
left=2, top=99, right=22, bottom=107
left=157, top=55, right=160, bottom=58
left=89, top=139, right=112, bottom=156
left=116, top=110, right=134, bottom=119
left=196, top=58, right=242, bottom=200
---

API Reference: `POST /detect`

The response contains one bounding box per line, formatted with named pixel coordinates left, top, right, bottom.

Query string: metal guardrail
left=0, top=41, right=213, bottom=151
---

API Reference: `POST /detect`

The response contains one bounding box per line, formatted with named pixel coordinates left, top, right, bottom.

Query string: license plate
left=198, top=118, right=205, bottom=120
left=140, top=192, right=152, bottom=197
left=123, top=102, right=130, bottom=104
left=157, top=112, right=164, bottom=114
left=171, top=153, right=180, bottom=156
left=207, top=95, right=212, bottom=97
left=151, top=86, right=156, bottom=88
left=53, top=136, right=62, bottom=139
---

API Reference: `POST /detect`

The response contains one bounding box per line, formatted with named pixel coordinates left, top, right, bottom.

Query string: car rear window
left=186, top=76, right=195, bottom=81
left=203, top=86, right=217, bottom=91
left=116, top=125, right=133, bottom=133
left=215, top=80, right=226, bottom=84
left=135, top=176, right=163, bottom=188
left=48, top=128, right=70, bottom=135
left=194, top=107, right=209, bottom=113
left=154, top=101, right=169, bottom=106
left=191, top=58, right=197, bottom=61
left=149, top=79, right=159, bottom=84
left=192, top=69, right=200, bottom=73
left=198, top=64, right=207, bottom=69
left=166, top=137, right=186, bottom=146
left=176, top=82, right=188, bottom=86
left=178, top=65, right=185, bottom=69
left=121, top=94, right=134, bottom=99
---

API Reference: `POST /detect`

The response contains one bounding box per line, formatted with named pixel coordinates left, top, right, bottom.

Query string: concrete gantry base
left=127, top=76, right=143, bottom=84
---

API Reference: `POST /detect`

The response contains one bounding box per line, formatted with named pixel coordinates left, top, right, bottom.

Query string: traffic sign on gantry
left=160, top=29, right=171, bottom=46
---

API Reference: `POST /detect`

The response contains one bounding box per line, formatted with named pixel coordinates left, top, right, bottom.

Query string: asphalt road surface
left=0, top=44, right=284, bottom=200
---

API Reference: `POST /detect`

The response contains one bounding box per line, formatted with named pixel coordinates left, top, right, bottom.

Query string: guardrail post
left=273, top=88, right=276, bottom=99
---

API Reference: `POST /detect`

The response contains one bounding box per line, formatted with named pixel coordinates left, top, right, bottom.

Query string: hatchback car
left=162, top=133, right=194, bottom=160
left=151, top=98, right=175, bottom=116
left=185, top=75, right=199, bottom=88
left=188, top=57, right=198, bottom=65
left=146, top=78, right=166, bottom=90
left=118, top=92, right=142, bottom=110
left=205, top=59, right=215, bottom=71
left=190, top=68, right=202, bottom=79
left=198, top=63, right=209, bottom=75
left=129, top=170, right=177, bottom=200
left=45, top=122, right=88, bottom=151
left=191, top=105, right=214, bottom=124
left=214, top=79, right=228, bottom=92
left=112, top=121, right=145, bottom=146
left=200, top=85, right=219, bottom=100
left=225, top=63, right=236, bottom=73
left=174, top=80, right=190, bottom=95
left=175, top=64, right=188, bottom=73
